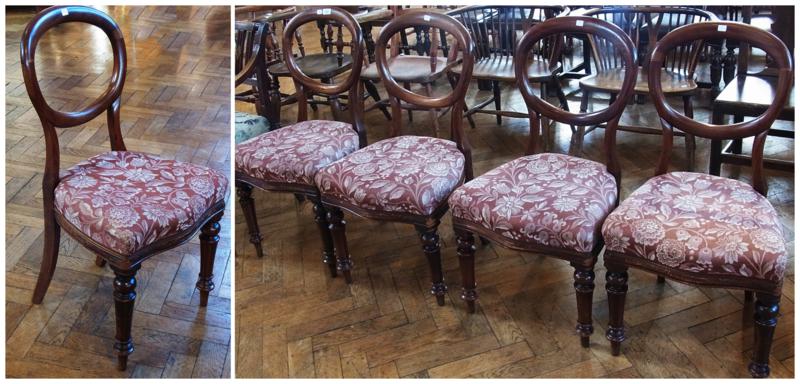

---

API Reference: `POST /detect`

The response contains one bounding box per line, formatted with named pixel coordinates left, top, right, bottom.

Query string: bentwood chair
left=601, top=21, right=792, bottom=378
left=577, top=7, right=715, bottom=170
left=20, top=6, right=228, bottom=370
left=449, top=16, right=637, bottom=347
left=234, top=20, right=272, bottom=143
left=236, top=7, right=365, bottom=277
left=448, top=6, right=569, bottom=127
left=315, top=11, right=475, bottom=305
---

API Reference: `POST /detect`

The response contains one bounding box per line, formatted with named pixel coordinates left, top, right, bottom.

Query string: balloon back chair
left=601, top=21, right=792, bottom=378
left=235, top=7, right=365, bottom=279
left=449, top=16, right=637, bottom=348
left=20, top=6, right=228, bottom=370
left=314, top=11, right=475, bottom=306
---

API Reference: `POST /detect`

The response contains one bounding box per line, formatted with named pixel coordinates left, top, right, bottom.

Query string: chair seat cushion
left=235, top=120, right=358, bottom=186
left=579, top=67, right=697, bottom=94
left=361, top=56, right=449, bottom=82
left=450, top=153, right=617, bottom=253
left=315, top=135, right=465, bottom=216
left=54, top=151, right=228, bottom=256
left=602, top=172, right=787, bottom=283
left=234, top=112, right=270, bottom=144
left=451, top=56, right=560, bottom=82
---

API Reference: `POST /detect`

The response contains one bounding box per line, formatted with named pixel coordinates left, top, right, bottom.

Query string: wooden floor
left=6, top=6, right=231, bottom=378
left=234, top=21, right=794, bottom=378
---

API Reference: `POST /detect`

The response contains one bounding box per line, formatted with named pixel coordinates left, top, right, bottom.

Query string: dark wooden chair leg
left=266, top=73, right=283, bottom=130
left=236, top=182, right=264, bottom=258
left=32, top=211, right=60, bottom=304
left=657, top=275, right=666, bottom=283
left=417, top=224, right=447, bottom=306
left=363, top=79, right=392, bottom=120
left=448, top=72, right=476, bottom=129
left=455, top=229, right=477, bottom=313
left=572, top=263, right=595, bottom=348
left=554, top=77, right=569, bottom=112
left=311, top=198, right=337, bottom=278
left=403, top=82, right=413, bottom=122
left=424, top=82, right=440, bottom=136
left=605, top=263, right=629, bottom=356
left=197, top=212, right=223, bottom=307
left=111, top=265, right=140, bottom=371
left=95, top=255, right=107, bottom=267
left=327, top=207, right=353, bottom=283
left=492, top=80, right=502, bottom=125
left=683, top=95, right=696, bottom=172
left=744, top=290, right=754, bottom=301
left=749, top=293, right=780, bottom=378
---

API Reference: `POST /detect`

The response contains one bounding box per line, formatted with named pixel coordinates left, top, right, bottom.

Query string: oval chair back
left=648, top=21, right=793, bottom=194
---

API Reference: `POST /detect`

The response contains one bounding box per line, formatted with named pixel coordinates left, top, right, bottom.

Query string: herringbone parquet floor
left=234, top=20, right=794, bottom=378
left=6, top=6, right=231, bottom=378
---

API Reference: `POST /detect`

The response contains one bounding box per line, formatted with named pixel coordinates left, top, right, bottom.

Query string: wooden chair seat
left=451, top=56, right=561, bottom=82
left=360, top=55, right=449, bottom=83
left=715, top=74, right=795, bottom=114
left=580, top=66, right=697, bottom=95
left=602, top=171, right=786, bottom=290
left=268, top=52, right=353, bottom=79
left=236, top=120, right=359, bottom=187
left=450, top=153, right=617, bottom=254
left=54, top=151, right=228, bottom=262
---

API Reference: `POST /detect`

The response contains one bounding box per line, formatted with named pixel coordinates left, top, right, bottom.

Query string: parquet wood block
left=6, top=6, right=231, bottom=378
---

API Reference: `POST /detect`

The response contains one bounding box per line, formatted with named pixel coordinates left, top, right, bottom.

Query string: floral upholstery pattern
left=234, top=112, right=270, bottom=144
left=315, top=135, right=465, bottom=216
left=54, top=151, right=228, bottom=256
left=602, top=172, right=787, bottom=283
left=450, top=153, right=617, bottom=253
left=235, top=120, right=358, bottom=186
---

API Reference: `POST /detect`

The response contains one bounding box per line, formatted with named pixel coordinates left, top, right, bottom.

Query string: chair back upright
left=515, top=16, right=638, bottom=192
left=282, top=7, right=366, bottom=146
left=648, top=21, right=793, bottom=195
left=374, top=11, right=476, bottom=179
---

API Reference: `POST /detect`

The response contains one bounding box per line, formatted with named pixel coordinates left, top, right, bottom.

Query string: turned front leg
left=416, top=225, right=447, bottom=306
left=455, top=229, right=477, bottom=313
left=572, top=263, right=595, bottom=348
left=311, top=198, right=337, bottom=278
left=327, top=207, right=353, bottom=283
left=749, top=293, right=781, bottom=378
left=197, top=212, right=223, bottom=307
left=112, top=265, right=140, bottom=371
left=605, top=264, right=628, bottom=356
left=236, top=182, right=264, bottom=258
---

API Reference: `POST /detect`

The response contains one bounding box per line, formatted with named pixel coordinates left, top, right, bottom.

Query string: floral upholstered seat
left=54, top=151, right=229, bottom=255
left=315, top=135, right=465, bottom=216
left=234, top=111, right=270, bottom=144
left=450, top=153, right=617, bottom=253
left=602, top=172, right=787, bottom=282
left=235, top=120, right=359, bottom=186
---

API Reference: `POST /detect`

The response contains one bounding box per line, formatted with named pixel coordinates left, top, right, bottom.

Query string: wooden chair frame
left=604, top=21, right=792, bottom=378
left=235, top=20, right=272, bottom=124
left=20, top=6, right=226, bottom=371
left=452, top=16, right=637, bottom=348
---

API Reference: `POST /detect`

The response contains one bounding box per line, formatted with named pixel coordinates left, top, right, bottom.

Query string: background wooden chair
left=601, top=21, right=792, bottom=378
left=576, top=7, right=716, bottom=170
left=235, top=7, right=366, bottom=277
left=234, top=20, right=272, bottom=142
left=450, top=16, right=637, bottom=348
left=20, top=6, right=228, bottom=371
left=315, top=11, right=475, bottom=307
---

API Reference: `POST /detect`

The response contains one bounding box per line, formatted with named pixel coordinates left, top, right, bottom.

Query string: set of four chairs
left=235, top=8, right=792, bottom=378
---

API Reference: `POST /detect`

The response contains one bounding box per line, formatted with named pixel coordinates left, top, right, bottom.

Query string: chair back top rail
left=516, top=16, right=638, bottom=186
left=583, top=6, right=715, bottom=75
left=648, top=20, right=793, bottom=194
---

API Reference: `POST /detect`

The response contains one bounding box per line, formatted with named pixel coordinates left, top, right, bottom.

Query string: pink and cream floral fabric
left=54, top=151, right=228, bottom=255
left=602, top=172, right=787, bottom=283
left=315, top=135, right=465, bottom=216
left=450, top=153, right=617, bottom=253
left=235, top=120, right=359, bottom=186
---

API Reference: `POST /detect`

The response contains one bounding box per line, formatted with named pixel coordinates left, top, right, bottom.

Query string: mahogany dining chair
left=449, top=16, right=637, bottom=348
left=20, top=6, right=228, bottom=370
left=235, top=7, right=366, bottom=278
left=315, top=11, right=475, bottom=306
left=601, top=21, right=792, bottom=378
